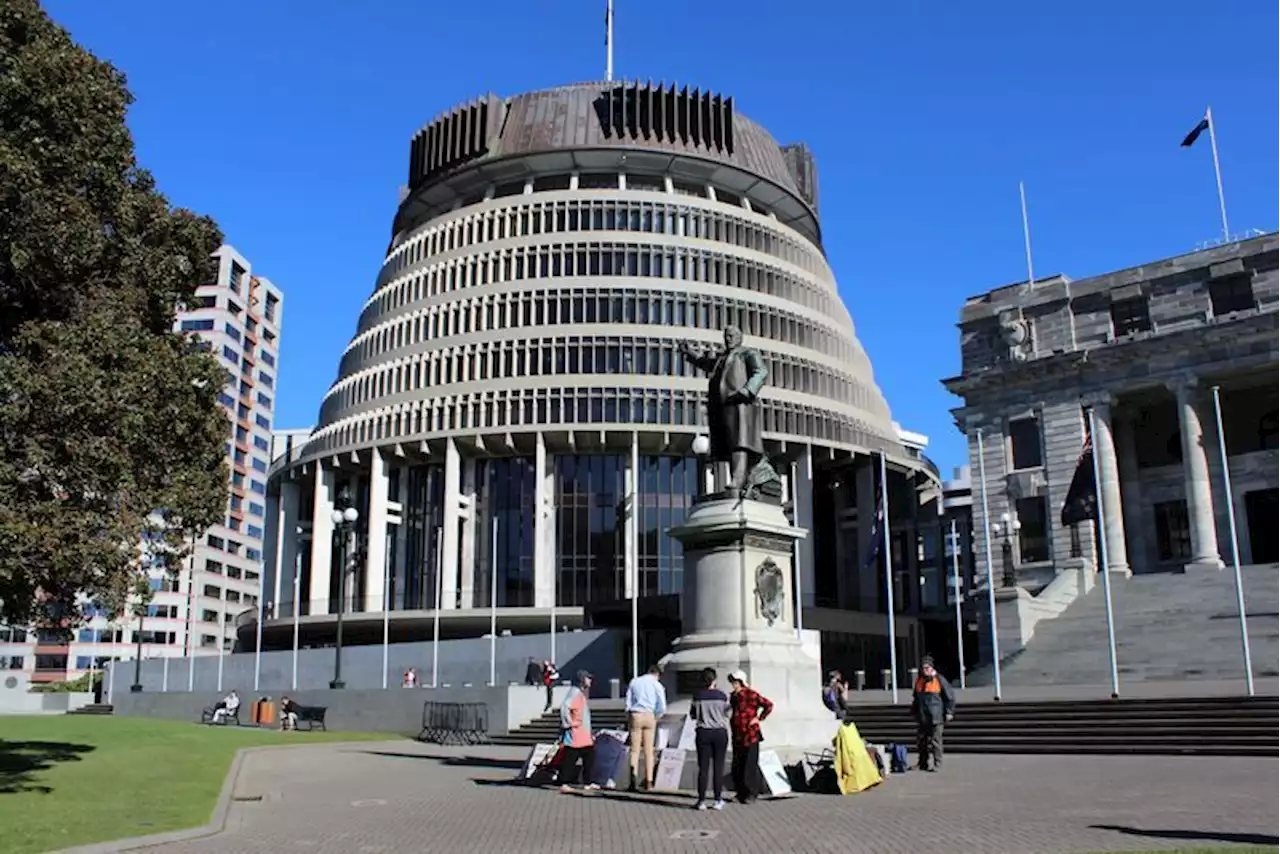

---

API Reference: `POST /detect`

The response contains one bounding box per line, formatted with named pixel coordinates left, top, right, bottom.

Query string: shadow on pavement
left=360, top=750, right=525, bottom=770
left=0, top=740, right=96, bottom=795
left=1091, top=824, right=1280, bottom=847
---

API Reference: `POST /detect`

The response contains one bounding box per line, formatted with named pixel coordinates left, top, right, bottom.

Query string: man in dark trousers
left=911, top=655, right=956, bottom=772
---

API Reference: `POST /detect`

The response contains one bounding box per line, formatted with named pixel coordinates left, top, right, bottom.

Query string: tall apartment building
left=0, top=245, right=285, bottom=683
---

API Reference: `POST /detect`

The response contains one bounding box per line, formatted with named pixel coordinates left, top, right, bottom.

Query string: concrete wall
left=103, top=628, right=621, bottom=698
left=0, top=690, right=94, bottom=715
left=110, top=684, right=571, bottom=735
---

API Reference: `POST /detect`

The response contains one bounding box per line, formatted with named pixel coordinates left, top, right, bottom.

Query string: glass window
left=1014, top=497, right=1050, bottom=563
left=1008, top=417, right=1043, bottom=470
left=1154, top=500, right=1192, bottom=562
left=180, top=319, right=215, bottom=332
left=224, top=323, right=241, bottom=342
left=1110, top=297, right=1151, bottom=337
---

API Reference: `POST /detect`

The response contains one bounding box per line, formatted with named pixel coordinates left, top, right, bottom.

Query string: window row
left=323, top=336, right=871, bottom=425
left=309, top=386, right=893, bottom=459
left=383, top=192, right=823, bottom=290
left=344, top=283, right=853, bottom=375
left=362, top=237, right=838, bottom=335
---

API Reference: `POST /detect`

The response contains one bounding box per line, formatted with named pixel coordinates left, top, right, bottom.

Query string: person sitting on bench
left=280, top=695, right=299, bottom=731
left=212, top=690, right=240, bottom=724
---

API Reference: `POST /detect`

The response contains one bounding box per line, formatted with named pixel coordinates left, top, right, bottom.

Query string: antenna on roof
left=605, top=0, right=614, bottom=82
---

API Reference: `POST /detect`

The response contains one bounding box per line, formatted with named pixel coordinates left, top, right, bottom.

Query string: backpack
left=822, top=688, right=837, bottom=711
left=887, top=743, right=909, bottom=774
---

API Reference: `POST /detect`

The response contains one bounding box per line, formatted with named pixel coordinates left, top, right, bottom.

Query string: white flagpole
left=1086, top=408, right=1121, bottom=698
left=629, top=434, right=640, bottom=680
left=162, top=655, right=170, bottom=693
left=1205, top=107, right=1230, bottom=244
left=1019, top=180, right=1036, bottom=289
left=291, top=548, right=300, bottom=690
left=489, top=516, right=499, bottom=686
left=253, top=594, right=264, bottom=692
left=879, top=452, right=898, bottom=704
left=974, top=427, right=1003, bottom=700
left=432, top=525, right=443, bottom=688
left=186, top=536, right=197, bottom=693
left=550, top=502, right=558, bottom=667
left=949, top=517, right=967, bottom=690
left=216, top=621, right=225, bottom=692
left=1211, top=385, right=1254, bottom=696
left=381, top=530, right=391, bottom=690
left=108, top=654, right=116, bottom=704
left=605, top=0, right=614, bottom=82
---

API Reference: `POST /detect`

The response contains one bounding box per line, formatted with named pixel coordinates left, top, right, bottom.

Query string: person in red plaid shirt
left=726, top=669, right=773, bottom=804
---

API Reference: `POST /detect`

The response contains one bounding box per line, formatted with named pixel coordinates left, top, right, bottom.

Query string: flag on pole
left=604, top=1, right=612, bottom=45
left=1181, top=114, right=1210, bottom=148
left=1060, top=435, right=1097, bottom=526
left=861, top=476, right=885, bottom=572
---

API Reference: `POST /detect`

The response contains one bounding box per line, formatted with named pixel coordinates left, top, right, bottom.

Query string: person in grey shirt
left=690, top=667, right=731, bottom=810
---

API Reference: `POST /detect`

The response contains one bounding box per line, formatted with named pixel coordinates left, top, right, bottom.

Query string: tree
left=0, top=0, right=230, bottom=626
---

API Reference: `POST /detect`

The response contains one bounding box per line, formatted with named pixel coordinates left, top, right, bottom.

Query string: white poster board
left=675, top=715, right=697, bottom=751
left=654, top=725, right=671, bottom=750
left=520, top=743, right=559, bottom=780
left=652, top=748, right=687, bottom=791
left=757, top=749, right=792, bottom=796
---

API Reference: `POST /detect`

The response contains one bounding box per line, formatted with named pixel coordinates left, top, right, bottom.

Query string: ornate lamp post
left=329, top=489, right=359, bottom=690
left=992, top=512, right=1022, bottom=588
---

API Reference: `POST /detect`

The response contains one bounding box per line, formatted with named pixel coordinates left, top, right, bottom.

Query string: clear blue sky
left=46, top=0, right=1278, bottom=473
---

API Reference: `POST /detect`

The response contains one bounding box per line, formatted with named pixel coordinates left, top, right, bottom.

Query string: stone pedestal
left=658, top=496, right=837, bottom=757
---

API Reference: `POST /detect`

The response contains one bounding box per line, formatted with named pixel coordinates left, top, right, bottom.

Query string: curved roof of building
left=397, top=80, right=821, bottom=243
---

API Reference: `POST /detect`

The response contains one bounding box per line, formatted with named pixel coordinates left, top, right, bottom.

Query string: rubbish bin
left=609, top=678, right=621, bottom=699
left=252, top=698, right=276, bottom=727
left=853, top=670, right=866, bottom=691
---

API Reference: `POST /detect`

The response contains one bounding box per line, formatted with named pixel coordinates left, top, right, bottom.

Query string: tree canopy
left=0, top=0, right=230, bottom=625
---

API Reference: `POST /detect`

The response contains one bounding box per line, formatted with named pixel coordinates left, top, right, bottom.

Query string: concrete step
left=67, top=704, right=114, bottom=716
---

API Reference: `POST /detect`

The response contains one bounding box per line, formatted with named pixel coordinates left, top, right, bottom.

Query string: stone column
left=1089, top=399, right=1131, bottom=576
left=277, top=481, right=301, bottom=616
left=792, top=446, right=816, bottom=609
left=459, top=457, right=478, bottom=608
left=440, top=438, right=462, bottom=610
left=1169, top=376, right=1224, bottom=572
left=309, top=467, right=335, bottom=615
left=623, top=432, right=639, bottom=599
left=364, top=451, right=390, bottom=613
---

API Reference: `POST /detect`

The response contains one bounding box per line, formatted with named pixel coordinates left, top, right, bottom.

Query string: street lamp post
left=130, top=611, right=145, bottom=693
left=992, top=512, right=1022, bottom=588
left=330, top=494, right=359, bottom=690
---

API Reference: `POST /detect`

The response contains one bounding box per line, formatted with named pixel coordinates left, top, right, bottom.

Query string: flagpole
left=253, top=589, right=264, bottom=692
left=605, top=0, right=614, bottom=82
left=879, top=452, right=898, bottom=705
left=216, top=620, right=225, bottom=693
left=628, top=434, right=640, bottom=680
left=489, top=516, right=499, bottom=686
left=1210, top=385, right=1254, bottom=696
left=1019, top=181, right=1036, bottom=289
left=291, top=551, right=300, bottom=691
left=162, top=655, right=169, bottom=693
left=432, top=525, right=443, bottom=688
left=1086, top=407, right=1121, bottom=699
left=381, top=530, right=391, bottom=691
left=949, top=517, right=967, bottom=690
left=974, top=427, right=1003, bottom=701
left=186, top=534, right=197, bottom=693
left=1205, top=107, right=1230, bottom=244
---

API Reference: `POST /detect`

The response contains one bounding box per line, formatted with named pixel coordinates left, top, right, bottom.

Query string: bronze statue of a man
left=679, top=326, right=768, bottom=492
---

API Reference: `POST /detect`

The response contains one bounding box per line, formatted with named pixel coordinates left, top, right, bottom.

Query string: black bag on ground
left=588, top=733, right=628, bottom=786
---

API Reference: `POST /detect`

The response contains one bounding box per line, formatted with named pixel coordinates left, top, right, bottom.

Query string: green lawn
left=0, top=715, right=398, bottom=854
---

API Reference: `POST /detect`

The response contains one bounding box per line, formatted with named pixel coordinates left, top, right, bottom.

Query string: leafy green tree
left=0, top=0, right=230, bottom=626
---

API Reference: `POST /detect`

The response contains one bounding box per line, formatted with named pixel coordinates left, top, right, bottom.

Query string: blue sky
left=46, top=0, right=1278, bottom=473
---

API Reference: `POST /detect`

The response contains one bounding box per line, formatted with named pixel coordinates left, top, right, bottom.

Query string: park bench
left=200, top=706, right=241, bottom=726
left=294, top=706, right=327, bottom=732
left=418, top=701, right=489, bottom=745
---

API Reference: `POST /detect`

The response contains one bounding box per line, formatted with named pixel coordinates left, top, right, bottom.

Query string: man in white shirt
left=624, top=665, right=667, bottom=791
left=212, top=690, right=240, bottom=724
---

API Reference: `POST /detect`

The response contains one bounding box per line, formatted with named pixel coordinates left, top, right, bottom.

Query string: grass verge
left=0, top=715, right=398, bottom=854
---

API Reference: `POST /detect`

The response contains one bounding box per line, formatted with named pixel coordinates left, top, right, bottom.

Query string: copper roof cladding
left=398, top=81, right=822, bottom=241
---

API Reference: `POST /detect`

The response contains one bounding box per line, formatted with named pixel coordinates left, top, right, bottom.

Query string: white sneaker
left=712, top=800, right=726, bottom=810
left=694, top=801, right=708, bottom=811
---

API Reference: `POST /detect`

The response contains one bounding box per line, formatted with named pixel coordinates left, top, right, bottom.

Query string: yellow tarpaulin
left=834, top=720, right=883, bottom=795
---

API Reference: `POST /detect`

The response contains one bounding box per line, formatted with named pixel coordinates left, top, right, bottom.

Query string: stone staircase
left=972, top=564, right=1279, bottom=687
left=66, top=703, right=114, bottom=716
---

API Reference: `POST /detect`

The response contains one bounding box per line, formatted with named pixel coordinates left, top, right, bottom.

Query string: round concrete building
left=256, top=81, right=940, bottom=672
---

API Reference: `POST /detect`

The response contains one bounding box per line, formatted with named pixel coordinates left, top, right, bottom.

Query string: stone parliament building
left=945, top=233, right=1278, bottom=667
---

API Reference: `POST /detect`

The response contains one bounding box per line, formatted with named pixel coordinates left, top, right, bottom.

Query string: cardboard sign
left=520, top=743, right=559, bottom=780
left=757, top=749, right=792, bottom=795
left=675, top=715, right=697, bottom=751
left=652, top=748, right=687, bottom=791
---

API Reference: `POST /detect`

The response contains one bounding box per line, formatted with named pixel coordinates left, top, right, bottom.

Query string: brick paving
left=140, top=742, right=1278, bottom=854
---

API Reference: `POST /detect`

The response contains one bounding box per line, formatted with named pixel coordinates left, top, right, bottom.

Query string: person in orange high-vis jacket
left=911, top=655, right=956, bottom=771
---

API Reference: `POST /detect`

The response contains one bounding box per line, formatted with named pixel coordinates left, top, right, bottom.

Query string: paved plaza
left=126, top=741, right=1278, bottom=854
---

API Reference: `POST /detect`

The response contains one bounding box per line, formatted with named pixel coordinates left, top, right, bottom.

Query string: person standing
left=726, top=670, right=772, bottom=804
left=624, top=664, right=667, bottom=792
left=558, top=670, right=598, bottom=793
left=691, top=667, right=731, bottom=811
left=542, top=660, right=559, bottom=712
left=823, top=670, right=849, bottom=719
left=524, top=657, right=542, bottom=686
left=911, top=655, right=956, bottom=772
